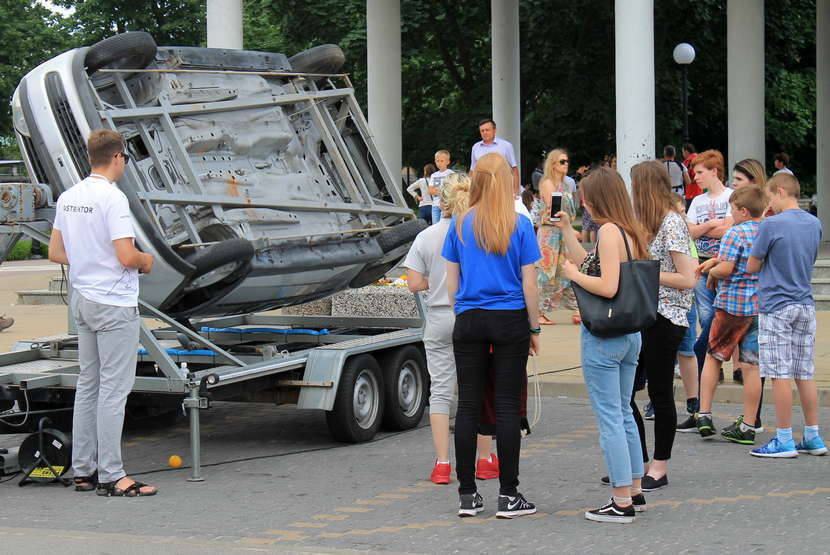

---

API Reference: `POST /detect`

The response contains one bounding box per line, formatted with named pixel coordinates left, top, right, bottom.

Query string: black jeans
left=453, top=308, right=529, bottom=496
left=631, top=315, right=686, bottom=462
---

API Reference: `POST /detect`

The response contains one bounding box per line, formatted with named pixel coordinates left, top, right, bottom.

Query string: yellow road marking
left=287, top=522, right=328, bottom=528
left=317, top=520, right=455, bottom=538
left=397, top=487, right=425, bottom=492
left=355, top=500, right=392, bottom=505
left=311, top=514, right=350, bottom=521
left=261, top=530, right=310, bottom=541
left=335, top=507, right=373, bottom=513
left=375, top=493, right=410, bottom=499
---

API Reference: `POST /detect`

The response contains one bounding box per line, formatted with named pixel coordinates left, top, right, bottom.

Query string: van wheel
left=85, top=32, right=157, bottom=75
left=380, top=346, right=428, bottom=430
left=326, top=354, right=384, bottom=442
left=288, top=44, right=345, bottom=75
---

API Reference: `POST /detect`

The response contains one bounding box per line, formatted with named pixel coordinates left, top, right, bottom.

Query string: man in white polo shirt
left=470, top=119, right=519, bottom=191
left=49, top=129, right=157, bottom=497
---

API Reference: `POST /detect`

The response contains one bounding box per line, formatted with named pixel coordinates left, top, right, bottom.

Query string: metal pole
left=682, top=65, right=690, bottom=144
left=186, top=385, right=204, bottom=482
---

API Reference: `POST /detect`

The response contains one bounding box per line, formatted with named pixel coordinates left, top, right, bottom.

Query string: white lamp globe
left=673, top=43, right=696, bottom=65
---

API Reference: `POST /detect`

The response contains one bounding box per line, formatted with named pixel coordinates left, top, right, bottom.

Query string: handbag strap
left=613, top=223, right=633, bottom=262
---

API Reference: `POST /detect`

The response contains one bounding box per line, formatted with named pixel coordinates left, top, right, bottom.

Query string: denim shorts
left=677, top=302, right=697, bottom=357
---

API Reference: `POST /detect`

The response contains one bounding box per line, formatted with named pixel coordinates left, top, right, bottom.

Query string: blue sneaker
left=750, top=437, right=798, bottom=458
left=795, top=436, right=828, bottom=456
left=644, top=402, right=655, bottom=421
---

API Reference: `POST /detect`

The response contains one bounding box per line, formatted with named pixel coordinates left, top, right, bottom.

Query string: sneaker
left=750, top=437, right=798, bottom=458
left=719, top=369, right=724, bottom=383
left=676, top=414, right=698, bottom=433
left=795, top=436, right=828, bottom=456
left=755, top=417, right=764, bottom=433
left=644, top=402, right=655, bottom=420
left=600, top=475, right=610, bottom=485
left=641, top=474, right=668, bottom=491
left=585, top=499, right=635, bottom=524
left=475, top=453, right=499, bottom=480
left=496, top=492, right=537, bottom=519
left=721, top=419, right=756, bottom=445
left=0, top=314, right=13, bottom=331
left=733, top=368, right=743, bottom=384
left=430, top=461, right=452, bottom=484
left=458, top=492, right=483, bottom=517
left=632, top=493, right=647, bottom=512
left=696, top=414, right=716, bottom=438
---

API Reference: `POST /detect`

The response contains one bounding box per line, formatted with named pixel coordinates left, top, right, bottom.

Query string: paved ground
left=1, top=397, right=828, bottom=553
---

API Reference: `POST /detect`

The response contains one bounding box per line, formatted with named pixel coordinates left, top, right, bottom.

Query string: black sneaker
left=632, top=493, right=647, bottom=512
left=719, top=369, right=724, bottom=383
left=697, top=414, right=716, bottom=438
left=585, top=499, right=635, bottom=523
left=721, top=418, right=756, bottom=445
left=458, top=492, right=483, bottom=517
left=733, top=368, right=743, bottom=384
left=676, top=414, right=698, bottom=433
left=601, top=475, right=610, bottom=485
left=644, top=402, right=655, bottom=420
left=641, top=474, right=668, bottom=492
left=495, top=492, right=537, bottom=519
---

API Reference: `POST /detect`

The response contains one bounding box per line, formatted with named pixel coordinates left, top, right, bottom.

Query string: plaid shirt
left=714, top=220, right=760, bottom=316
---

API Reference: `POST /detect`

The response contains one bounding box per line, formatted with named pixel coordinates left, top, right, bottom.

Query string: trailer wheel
left=380, top=346, right=428, bottom=430
left=326, top=354, right=384, bottom=442
left=288, top=44, right=345, bottom=75
left=85, top=32, right=158, bottom=75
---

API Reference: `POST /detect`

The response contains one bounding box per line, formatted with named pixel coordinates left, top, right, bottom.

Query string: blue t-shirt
left=750, top=209, right=822, bottom=314
left=441, top=210, right=541, bottom=315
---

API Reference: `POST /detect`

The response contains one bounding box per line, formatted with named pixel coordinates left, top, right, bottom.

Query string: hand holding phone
left=549, top=192, right=563, bottom=222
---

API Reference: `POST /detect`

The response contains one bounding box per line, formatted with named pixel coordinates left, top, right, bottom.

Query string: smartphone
left=549, top=192, right=563, bottom=221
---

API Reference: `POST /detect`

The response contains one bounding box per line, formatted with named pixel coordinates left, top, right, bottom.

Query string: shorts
left=707, top=309, right=759, bottom=365
left=759, top=304, right=816, bottom=380
left=677, top=302, right=697, bottom=356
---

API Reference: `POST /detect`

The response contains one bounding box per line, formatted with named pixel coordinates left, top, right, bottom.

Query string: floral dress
left=536, top=186, right=578, bottom=314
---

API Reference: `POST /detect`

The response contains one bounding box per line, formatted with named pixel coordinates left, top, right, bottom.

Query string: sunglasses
left=558, top=159, right=569, bottom=165
left=117, top=152, right=131, bottom=164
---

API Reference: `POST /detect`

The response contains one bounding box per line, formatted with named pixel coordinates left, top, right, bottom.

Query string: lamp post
left=673, top=43, right=696, bottom=144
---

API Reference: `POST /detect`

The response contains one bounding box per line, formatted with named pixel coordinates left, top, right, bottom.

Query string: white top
left=774, top=167, right=794, bottom=176
left=403, top=218, right=452, bottom=308
left=514, top=196, right=532, bottom=221
left=663, top=159, right=687, bottom=192
left=470, top=137, right=518, bottom=169
left=53, top=174, right=139, bottom=307
left=429, top=169, right=455, bottom=206
left=686, top=187, right=733, bottom=259
left=406, top=177, right=432, bottom=208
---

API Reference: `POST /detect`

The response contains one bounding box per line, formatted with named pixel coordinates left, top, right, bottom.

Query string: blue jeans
left=677, top=302, right=697, bottom=356
left=418, top=205, right=433, bottom=225
left=431, top=205, right=442, bottom=225
left=693, top=273, right=716, bottom=374
left=581, top=327, right=644, bottom=487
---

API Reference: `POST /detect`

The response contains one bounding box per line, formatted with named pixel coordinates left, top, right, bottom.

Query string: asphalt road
left=1, top=397, right=828, bottom=554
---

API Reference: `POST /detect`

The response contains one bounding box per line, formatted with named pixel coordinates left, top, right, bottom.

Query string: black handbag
left=572, top=224, right=660, bottom=337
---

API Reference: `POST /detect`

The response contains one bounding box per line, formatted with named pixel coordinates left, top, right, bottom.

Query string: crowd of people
left=404, top=121, right=825, bottom=523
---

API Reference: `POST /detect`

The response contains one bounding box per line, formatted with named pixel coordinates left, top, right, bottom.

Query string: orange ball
left=168, top=455, right=183, bottom=468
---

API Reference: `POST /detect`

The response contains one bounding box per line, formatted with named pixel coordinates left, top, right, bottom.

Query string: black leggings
left=631, top=315, right=686, bottom=463
left=453, top=308, right=529, bottom=496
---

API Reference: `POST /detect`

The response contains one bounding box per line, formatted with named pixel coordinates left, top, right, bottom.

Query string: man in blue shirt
left=747, top=173, right=826, bottom=458
left=470, top=119, right=519, bottom=191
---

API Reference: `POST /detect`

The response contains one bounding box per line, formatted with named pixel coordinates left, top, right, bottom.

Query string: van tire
left=85, top=32, right=157, bottom=75
left=288, top=44, right=345, bottom=75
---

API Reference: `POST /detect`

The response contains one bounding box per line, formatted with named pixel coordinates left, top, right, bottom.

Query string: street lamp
left=673, top=43, right=696, bottom=144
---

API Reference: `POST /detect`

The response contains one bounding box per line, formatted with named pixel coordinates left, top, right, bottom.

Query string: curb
left=538, top=380, right=830, bottom=407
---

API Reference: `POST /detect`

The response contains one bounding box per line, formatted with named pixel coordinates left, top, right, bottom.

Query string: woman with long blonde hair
left=442, top=152, right=541, bottom=519
left=537, top=149, right=578, bottom=325
left=404, top=172, right=470, bottom=485
left=732, top=158, right=766, bottom=189
left=555, top=166, right=651, bottom=523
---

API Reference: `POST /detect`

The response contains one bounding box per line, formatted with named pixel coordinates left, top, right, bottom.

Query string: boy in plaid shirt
left=695, top=186, right=766, bottom=444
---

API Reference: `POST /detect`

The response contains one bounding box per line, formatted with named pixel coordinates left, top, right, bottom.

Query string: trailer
left=0, top=294, right=428, bottom=481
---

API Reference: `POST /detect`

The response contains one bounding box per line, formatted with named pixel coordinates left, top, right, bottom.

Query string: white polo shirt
left=53, top=174, right=139, bottom=307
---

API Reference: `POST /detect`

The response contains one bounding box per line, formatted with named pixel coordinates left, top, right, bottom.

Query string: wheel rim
left=397, top=360, right=423, bottom=418
left=353, top=369, right=380, bottom=430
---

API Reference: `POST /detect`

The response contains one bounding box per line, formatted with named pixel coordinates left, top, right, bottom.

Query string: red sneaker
left=430, top=461, right=452, bottom=484
left=475, top=453, right=499, bottom=480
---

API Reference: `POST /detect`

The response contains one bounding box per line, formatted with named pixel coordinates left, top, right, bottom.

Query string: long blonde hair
left=581, top=167, right=650, bottom=260
left=441, top=172, right=471, bottom=216
left=542, top=148, right=568, bottom=190
left=458, top=153, right=515, bottom=255
left=631, top=161, right=677, bottom=243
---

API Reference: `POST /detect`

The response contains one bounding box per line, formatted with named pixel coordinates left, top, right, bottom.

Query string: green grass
left=5, top=240, right=48, bottom=261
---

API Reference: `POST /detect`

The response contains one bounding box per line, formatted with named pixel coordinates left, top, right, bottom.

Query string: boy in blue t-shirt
left=695, top=186, right=764, bottom=445
left=747, top=174, right=826, bottom=458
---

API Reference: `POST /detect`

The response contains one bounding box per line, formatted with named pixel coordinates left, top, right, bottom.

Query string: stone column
left=615, top=0, right=655, bottom=190
left=491, top=0, right=522, bottom=168
left=207, top=0, right=243, bottom=50
left=727, top=0, right=765, bottom=177
left=366, top=0, right=402, bottom=179
left=818, top=0, right=830, bottom=231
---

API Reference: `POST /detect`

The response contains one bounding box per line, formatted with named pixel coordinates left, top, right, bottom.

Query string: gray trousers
left=70, top=293, right=139, bottom=483
left=423, top=306, right=457, bottom=415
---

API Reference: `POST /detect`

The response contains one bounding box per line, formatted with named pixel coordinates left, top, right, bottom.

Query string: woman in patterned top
left=536, top=149, right=578, bottom=325
left=554, top=167, right=651, bottom=523
left=629, top=161, right=697, bottom=492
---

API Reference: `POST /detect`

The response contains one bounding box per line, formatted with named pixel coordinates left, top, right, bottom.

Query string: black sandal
left=96, top=479, right=157, bottom=497
left=73, top=471, right=97, bottom=492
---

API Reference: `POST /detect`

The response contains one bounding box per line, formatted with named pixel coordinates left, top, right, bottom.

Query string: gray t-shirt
left=663, top=159, right=686, bottom=194
left=750, top=208, right=822, bottom=313
left=403, top=218, right=451, bottom=308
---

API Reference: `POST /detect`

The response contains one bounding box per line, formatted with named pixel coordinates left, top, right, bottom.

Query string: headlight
left=11, top=88, right=29, bottom=137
